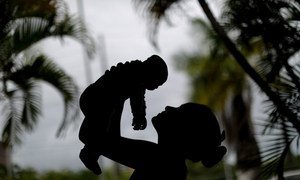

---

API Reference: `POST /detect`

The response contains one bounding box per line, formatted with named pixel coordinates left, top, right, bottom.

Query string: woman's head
left=152, top=103, right=226, bottom=167
left=143, top=55, right=168, bottom=90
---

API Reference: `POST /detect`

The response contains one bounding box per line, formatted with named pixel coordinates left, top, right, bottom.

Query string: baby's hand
left=132, top=117, right=147, bottom=130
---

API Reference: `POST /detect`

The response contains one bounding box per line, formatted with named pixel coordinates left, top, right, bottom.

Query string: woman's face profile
left=151, top=106, right=179, bottom=133
left=152, top=105, right=193, bottom=149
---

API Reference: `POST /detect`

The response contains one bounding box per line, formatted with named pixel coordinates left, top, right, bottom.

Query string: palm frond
left=254, top=61, right=300, bottom=179
left=8, top=54, right=80, bottom=137
left=221, top=3, right=300, bottom=177
left=133, top=0, right=184, bottom=47
left=1, top=90, right=24, bottom=145
left=15, top=80, right=41, bottom=131
left=10, top=15, right=95, bottom=57
left=174, top=19, right=246, bottom=111
left=53, top=15, right=95, bottom=58
left=255, top=116, right=298, bottom=179
left=222, top=0, right=300, bottom=83
left=11, top=17, right=51, bottom=54
left=191, top=18, right=226, bottom=57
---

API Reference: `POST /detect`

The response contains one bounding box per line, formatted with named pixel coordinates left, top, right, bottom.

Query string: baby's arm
left=130, top=88, right=147, bottom=130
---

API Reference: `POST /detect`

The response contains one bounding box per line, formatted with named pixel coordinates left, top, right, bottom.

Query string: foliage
left=133, top=0, right=187, bottom=47
left=14, top=168, right=38, bottom=180
left=221, top=0, right=300, bottom=178
left=40, top=170, right=98, bottom=180
left=0, top=166, right=132, bottom=180
left=175, top=19, right=246, bottom=111
left=222, top=0, right=300, bottom=80
left=0, top=164, right=230, bottom=180
left=0, top=0, right=94, bottom=145
left=186, top=160, right=229, bottom=180
left=101, top=167, right=132, bottom=180
left=134, top=0, right=300, bottom=178
left=15, top=169, right=98, bottom=180
left=175, top=18, right=261, bottom=178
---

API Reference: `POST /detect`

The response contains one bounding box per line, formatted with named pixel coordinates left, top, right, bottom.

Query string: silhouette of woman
left=83, top=103, right=226, bottom=180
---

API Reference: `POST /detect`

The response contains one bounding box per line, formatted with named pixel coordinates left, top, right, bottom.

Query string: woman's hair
left=178, top=103, right=227, bottom=167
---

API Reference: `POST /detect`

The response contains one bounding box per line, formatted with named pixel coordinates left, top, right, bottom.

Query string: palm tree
left=0, top=0, right=94, bottom=172
left=133, top=0, right=300, bottom=178
left=222, top=1, right=300, bottom=178
left=137, top=0, right=299, bottom=126
left=133, top=0, right=300, bottom=130
left=175, top=19, right=261, bottom=179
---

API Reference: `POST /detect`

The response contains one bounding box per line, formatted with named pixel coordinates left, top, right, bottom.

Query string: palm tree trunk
left=0, top=142, right=12, bottom=175
left=232, top=93, right=261, bottom=179
left=197, top=0, right=300, bottom=134
left=221, top=87, right=261, bottom=180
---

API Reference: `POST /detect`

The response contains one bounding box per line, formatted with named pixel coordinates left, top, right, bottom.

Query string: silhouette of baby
left=78, top=55, right=168, bottom=174
left=80, top=102, right=226, bottom=180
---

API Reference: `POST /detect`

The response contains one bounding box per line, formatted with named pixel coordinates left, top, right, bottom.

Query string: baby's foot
left=79, top=147, right=102, bottom=175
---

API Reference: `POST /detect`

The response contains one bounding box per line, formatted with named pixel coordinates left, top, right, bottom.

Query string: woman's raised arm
left=102, top=104, right=160, bottom=169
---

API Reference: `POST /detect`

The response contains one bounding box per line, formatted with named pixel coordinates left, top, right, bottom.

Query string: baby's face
left=146, top=83, right=160, bottom=90
left=145, top=79, right=162, bottom=90
left=144, top=66, right=167, bottom=90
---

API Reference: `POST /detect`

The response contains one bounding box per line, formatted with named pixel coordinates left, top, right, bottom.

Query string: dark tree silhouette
left=175, top=19, right=261, bottom=179
left=133, top=0, right=300, bottom=178
left=0, top=0, right=94, bottom=173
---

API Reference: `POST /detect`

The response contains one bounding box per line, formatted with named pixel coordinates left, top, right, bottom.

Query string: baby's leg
left=79, top=97, right=126, bottom=173
left=79, top=84, right=110, bottom=147
left=79, top=87, right=108, bottom=175
left=79, top=117, right=88, bottom=143
left=79, top=116, right=102, bottom=175
left=79, top=85, right=92, bottom=116
left=79, top=145, right=102, bottom=175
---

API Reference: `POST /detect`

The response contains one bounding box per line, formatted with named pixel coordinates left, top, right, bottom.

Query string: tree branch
left=197, top=0, right=300, bottom=133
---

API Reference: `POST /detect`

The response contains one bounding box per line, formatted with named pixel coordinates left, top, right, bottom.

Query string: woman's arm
left=103, top=102, right=159, bottom=169
left=102, top=137, right=158, bottom=169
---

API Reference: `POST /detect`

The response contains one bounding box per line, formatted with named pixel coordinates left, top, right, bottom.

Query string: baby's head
left=143, top=55, right=168, bottom=90
left=152, top=103, right=226, bottom=167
